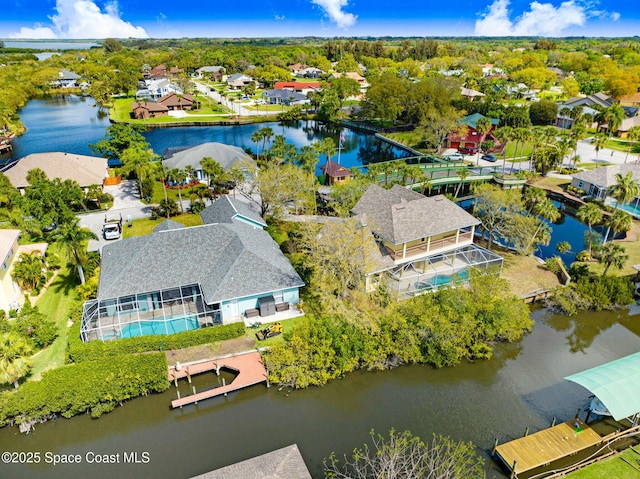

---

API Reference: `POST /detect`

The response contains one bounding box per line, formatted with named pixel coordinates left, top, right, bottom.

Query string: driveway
left=78, top=180, right=153, bottom=252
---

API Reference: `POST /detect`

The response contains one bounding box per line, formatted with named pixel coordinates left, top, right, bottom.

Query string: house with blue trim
left=80, top=197, right=303, bottom=342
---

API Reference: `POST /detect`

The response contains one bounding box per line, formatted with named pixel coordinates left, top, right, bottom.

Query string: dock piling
left=510, top=461, right=517, bottom=478
left=192, top=386, right=197, bottom=404
left=223, top=377, right=227, bottom=397
left=524, top=427, right=529, bottom=437
left=492, top=438, right=499, bottom=457
left=176, top=390, right=182, bottom=409
left=551, top=417, right=556, bottom=427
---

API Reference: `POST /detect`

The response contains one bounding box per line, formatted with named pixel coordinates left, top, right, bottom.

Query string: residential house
left=192, top=444, right=311, bottom=479
left=620, top=91, right=640, bottom=108
left=618, top=115, right=640, bottom=138
left=157, top=92, right=197, bottom=111
left=505, top=83, right=538, bottom=100
left=226, top=73, right=255, bottom=90
left=1, top=152, right=108, bottom=192
left=288, top=63, right=307, bottom=76
left=571, top=164, right=640, bottom=200
left=162, top=142, right=255, bottom=182
left=0, top=230, right=21, bottom=313
left=297, top=67, right=324, bottom=79
left=169, top=66, right=184, bottom=78
left=320, top=159, right=351, bottom=185
left=262, top=89, right=308, bottom=105
left=147, top=64, right=168, bottom=79
left=555, top=105, right=599, bottom=129
left=446, top=113, right=499, bottom=150
left=194, top=66, right=226, bottom=81
left=352, top=184, right=503, bottom=297
left=131, top=101, right=169, bottom=119
left=80, top=196, right=304, bottom=342
left=460, top=87, right=485, bottom=102
left=329, top=71, right=368, bottom=88
left=547, top=66, right=569, bottom=79
left=50, top=69, right=81, bottom=88
left=563, top=92, right=616, bottom=110
left=274, top=81, right=322, bottom=95
left=141, top=79, right=183, bottom=99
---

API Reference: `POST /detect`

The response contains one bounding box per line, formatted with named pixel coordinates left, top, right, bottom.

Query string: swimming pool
left=120, top=316, right=200, bottom=339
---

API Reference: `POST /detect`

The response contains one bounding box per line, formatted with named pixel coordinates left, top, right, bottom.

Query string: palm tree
left=226, top=167, right=245, bottom=198
left=11, top=252, right=47, bottom=292
left=200, top=157, right=224, bottom=189
left=454, top=167, right=469, bottom=198
left=531, top=199, right=561, bottom=244
left=603, top=172, right=639, bottom=244
left=0, top=332, right=33, bottom=388
left=493, top=126, right=513, bottom=175
left=120, top=145, right=157, bottom=199
left=184, top=165, right=196, bottom=182
left=169, top=168, right=187, bottom=212
left=51, top=219, right=98, bottom=284
left=625, top=126, right=640, bottom=164
left=576, top=203, right=603, bottom=256
left=607, top=209, right=633, bottom=243
left=593, top=133, right=608, bottom=161
left=603, top=104, right=626, bottom=137
left=84, top=184, right=104, bottom=209
left=251, top=130, right=264, bottom=163
left=596, top=243, right=628, bottom=276
left=475, top=116, right=492, bottom=165
left=528, top=127, right=547, bottom=173
left=523, top=186, right=547, bottom=215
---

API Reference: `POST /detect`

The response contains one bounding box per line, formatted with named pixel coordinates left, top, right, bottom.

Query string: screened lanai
left=81, top=283, right=219, bottom=342
left=386, top=244, right=503, bottom=296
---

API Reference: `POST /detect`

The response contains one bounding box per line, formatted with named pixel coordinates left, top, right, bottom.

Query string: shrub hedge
left=68, top=321, right=246, bottom=362
left=0, top=353, right=168, bottom=427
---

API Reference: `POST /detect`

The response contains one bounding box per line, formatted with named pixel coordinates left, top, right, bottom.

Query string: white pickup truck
left=102, top=215, right=122, bottom=240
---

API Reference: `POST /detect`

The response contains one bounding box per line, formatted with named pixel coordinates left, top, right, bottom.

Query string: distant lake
left=4, top=96, right=410, bottom=172
left=3, top=41, right=100, bottom=50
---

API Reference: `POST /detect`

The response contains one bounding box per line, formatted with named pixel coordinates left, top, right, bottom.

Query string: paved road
left=78, top=180, right=153, bottom=252
left=193, top=81, right=274, bottom=117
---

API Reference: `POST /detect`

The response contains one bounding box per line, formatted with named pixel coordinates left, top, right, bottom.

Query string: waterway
left=1, top=309, right=639, bottom=479
left=2, top=97, right=640, bottom=478
left=2, top=95, right=409, bottom=172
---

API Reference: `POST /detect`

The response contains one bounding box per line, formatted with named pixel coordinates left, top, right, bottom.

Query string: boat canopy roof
left=565, top=351, right=640, bottom=421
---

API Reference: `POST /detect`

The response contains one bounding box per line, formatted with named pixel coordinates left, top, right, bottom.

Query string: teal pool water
left=120, top=316, right=199, bottom=338
left=616, top=201, right=640, bottom=219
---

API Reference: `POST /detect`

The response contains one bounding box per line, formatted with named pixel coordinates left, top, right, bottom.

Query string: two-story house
left=352, top=184, right=503, bottom=297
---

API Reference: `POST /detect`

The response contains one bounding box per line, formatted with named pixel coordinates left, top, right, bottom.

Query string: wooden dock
left=494, top=418, right=602, bottom=477
left=169, top=351, right=268, bottom=408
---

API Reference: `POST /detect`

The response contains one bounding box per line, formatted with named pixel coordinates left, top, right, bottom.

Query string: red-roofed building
left=131, top=101, right=169, bottom=119
left=274, top=81, right=322, bottom=95
left=320, top=159, right=351, bottom=185
left=157, top=92, right=197, bottom=111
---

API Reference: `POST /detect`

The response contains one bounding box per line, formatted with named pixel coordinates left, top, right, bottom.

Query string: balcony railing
left=386, top=231, right=473, bottom=261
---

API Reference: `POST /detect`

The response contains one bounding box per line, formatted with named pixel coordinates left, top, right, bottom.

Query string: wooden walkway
left=169, top=351, right=268, bottom=408
left=494, top=418, right=602, bottom=477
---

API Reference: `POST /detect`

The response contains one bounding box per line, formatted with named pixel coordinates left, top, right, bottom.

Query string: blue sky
left=0, top=0, right=637, bottom=39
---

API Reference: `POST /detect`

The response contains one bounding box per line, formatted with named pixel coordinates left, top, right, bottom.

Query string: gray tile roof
left=2, top=152, right=107, bottom=189
left=190, top=444, right=311, bottom=479
left=200, top=195, right=266, bottom=227
left=352, top=184, right=480, bottom=244
left=98, top=222, right=303, bottom=303
left=152, top=219, right=185, bottom=233
left=572, top=163, right=640, bottom=188
left=162, top=142, right=255, bottom=171
left=263, top=89, right=308, bottom=102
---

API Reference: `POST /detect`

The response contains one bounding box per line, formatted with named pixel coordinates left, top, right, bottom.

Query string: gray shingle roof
left=200, top=195, right=266, bottom=227
left=98, top=223, right=303, bottom=303
left=572, top=164, right=640, bottom=188
left=162, top=142, right=255, bottom=171
left=152, top=219, right=185, bottom=233
left=190, top=444, right=311, bottom=479
left=352, top=184, right=480, bottom=244
left=263, top=89, right=308, bottom=102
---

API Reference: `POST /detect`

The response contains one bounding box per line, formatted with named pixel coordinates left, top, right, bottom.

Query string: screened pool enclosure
left=384, top=244, right=503, bottom=297
left=81, top=283, right=219, bottom=342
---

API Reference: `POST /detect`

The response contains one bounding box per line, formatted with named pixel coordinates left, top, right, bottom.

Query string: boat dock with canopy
left=493, top=351, right=640, bottom=478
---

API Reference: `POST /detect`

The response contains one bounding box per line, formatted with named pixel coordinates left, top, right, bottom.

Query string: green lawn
left=567, top=448, right=640, bottom=479
left=250, top=314, right=307, bottom=348
left=123, top=212, right=203, bottom=238
left=29, top=263, right=79, bottom=381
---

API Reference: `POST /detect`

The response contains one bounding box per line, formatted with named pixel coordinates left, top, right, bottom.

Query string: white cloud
left=275, top=15, right=286, bottom=21
left=311, top=0, right=357, bottom=29
left=475, top=0, right=587, bottom=36
left=10, top=0, right=148, bottom=39
left=10, top=26, right=57, bottom=39
left=610, top=12, right=620, bottom=22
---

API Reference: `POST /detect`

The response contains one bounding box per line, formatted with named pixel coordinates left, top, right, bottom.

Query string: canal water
left=3, top=95, right=409, bottom=172
left=2, top=96, right=640, bottom=478
left=1, top=309, right=639, bottom=479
